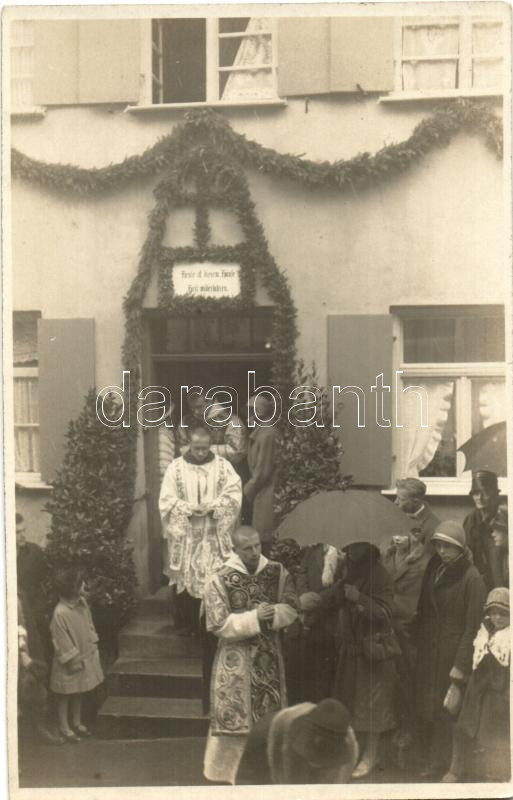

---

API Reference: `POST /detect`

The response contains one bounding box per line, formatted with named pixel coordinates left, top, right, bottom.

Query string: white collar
left=408, top=504, right=425, bottom=519
left=225, top=553, right=268, bottom=576
left=473, top=623, right=510, bottom=669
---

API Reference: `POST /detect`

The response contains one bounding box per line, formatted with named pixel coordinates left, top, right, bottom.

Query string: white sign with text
left=173, top=262, right=241, bottom=298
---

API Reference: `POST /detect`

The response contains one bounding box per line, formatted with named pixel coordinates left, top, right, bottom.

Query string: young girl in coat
left=443, top=586, right=510, bottom=782
left=50, top=567, right=104, bottom=742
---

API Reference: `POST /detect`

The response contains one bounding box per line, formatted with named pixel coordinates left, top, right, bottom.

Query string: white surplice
left=159, top=454, right=241, bottom=599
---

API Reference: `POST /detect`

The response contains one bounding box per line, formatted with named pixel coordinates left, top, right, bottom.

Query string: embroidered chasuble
left=159, top=454, right=241, bottom=599
left=203, top=554, right=298, bottom=784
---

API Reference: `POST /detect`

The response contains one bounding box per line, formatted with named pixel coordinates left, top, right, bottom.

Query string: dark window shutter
left=77, top=21, right=141, bottom=104
left=277, top=18, right=330, bottom=96
left=328, top=315, right=393, bottom=487
left=33, top=21, right=79, bottom=105
left=38, top=319, right=95, bottom=483
left=329, top=18, right=394, bottom=92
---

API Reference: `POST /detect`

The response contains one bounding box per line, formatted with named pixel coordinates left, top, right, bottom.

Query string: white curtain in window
left=402, top=24, right=458, bottom=91
left=14, top=377, right=39, bottom=472
left=477, top=381, right=506, bottom=429
left=399, top=380, right=454, bottom=477
left=221, top=19, right=274, bottom=101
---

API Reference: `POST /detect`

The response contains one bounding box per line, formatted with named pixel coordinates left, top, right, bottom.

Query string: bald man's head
left=232, top=526, right=262, bottom=573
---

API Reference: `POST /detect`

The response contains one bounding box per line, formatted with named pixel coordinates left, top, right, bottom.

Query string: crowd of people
left=15, top=387, right=510, bottom=787
left=157, top=391, right=511, bottom=785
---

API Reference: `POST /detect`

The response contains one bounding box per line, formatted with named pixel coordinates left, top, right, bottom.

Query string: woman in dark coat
left=412, top=520, right=486, bottom=778
left=318, top=542, right=398, bottom=779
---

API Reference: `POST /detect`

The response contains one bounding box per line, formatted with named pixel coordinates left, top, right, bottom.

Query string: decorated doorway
left=142, top=307, right=274, bottom=588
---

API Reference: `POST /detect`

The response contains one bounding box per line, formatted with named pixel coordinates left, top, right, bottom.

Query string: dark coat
left=294, top=544, right=338, bottom=703
left=319, top=546, right=397, bottom=733
left=244, top=425, right=279, bottom=542
left=457, top=650, right=510, bottom=781
left=382, top=540, right=431, bottom=632
left=464, top=507, right=504, bottom=590
left=413, top=552, right=486, bottom=722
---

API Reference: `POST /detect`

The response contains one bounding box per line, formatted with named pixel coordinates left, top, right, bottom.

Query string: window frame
left=10, top=20, right=46, bottom=118
left=381, top=15, right=504, bottom=103
left=13, top=365, right=43, bottom=484
left=135, top=17, right=285, bottom=111
left=389, top=310, right=507, bottom=495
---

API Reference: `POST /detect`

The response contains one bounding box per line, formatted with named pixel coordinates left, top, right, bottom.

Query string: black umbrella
left=458, top=421, right=507, bottom=477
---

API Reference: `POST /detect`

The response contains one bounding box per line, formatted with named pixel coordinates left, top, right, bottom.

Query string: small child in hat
left=443, top=587, right=510, bottom=782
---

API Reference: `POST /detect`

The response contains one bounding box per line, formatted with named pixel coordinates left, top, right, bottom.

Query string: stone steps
left=97, top=590, right=207, bottom=740
left=107, top=657, right=202, bottom=699
left=96, top=696, right=208, bottom=740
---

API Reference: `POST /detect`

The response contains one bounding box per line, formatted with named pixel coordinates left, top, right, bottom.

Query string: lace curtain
left=399, top=380, right=454, bottom=477
left=221, top=19, right=274, bottom=101
left=14, top=377, right=39, bottom=472
left=402, top=24, right=459, bottom=91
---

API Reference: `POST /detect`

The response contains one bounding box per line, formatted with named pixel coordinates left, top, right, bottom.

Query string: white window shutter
left=277, top=18, right=330, bottom=96
left=329, top=18, right=394, bottom=93
left=78, top=21, right=141, bottom=104
left=33, top=21, right=79, bottom=106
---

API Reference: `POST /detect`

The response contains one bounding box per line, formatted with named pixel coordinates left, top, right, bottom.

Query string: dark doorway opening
left=142, top=308, right=274, bottom=590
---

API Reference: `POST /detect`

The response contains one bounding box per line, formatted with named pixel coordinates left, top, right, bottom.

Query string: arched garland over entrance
left=18, top=101, right=503, bottom=615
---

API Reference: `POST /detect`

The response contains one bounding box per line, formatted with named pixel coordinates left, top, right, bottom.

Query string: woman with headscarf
left=412, top=521, right=486, bottom=779
left=317, top=542, right=398, bottom=778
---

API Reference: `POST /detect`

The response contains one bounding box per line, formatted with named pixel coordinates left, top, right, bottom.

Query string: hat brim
left=432, top=532, right=464, bottom=549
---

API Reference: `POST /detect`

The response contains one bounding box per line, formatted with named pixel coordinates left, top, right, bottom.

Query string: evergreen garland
left=18, top=98, right=502, bottom=602
left=11, top=100, right=502, bottom=197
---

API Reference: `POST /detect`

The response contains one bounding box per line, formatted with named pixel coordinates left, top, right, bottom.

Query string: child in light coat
left=443, top=586, right=510, bottom=782
left=50, top=567, right=104, bottom=742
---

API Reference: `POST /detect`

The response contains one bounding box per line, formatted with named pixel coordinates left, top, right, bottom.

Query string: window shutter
left=33, top=21, right=79, bottom=105
left=77, top=21, right=141, bottom=103
left=277, top=18, right=330, bottom=96
left=328, top=315, right=393, bottom=487
left=38, top=319, right=95, bottom=483
left=329, top=18, right=394, bottom=92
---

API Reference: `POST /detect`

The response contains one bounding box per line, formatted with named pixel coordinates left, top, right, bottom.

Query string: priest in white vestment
left=203, top=526, right=298, bottom=784
left=159, top=425, right=242, bottom=632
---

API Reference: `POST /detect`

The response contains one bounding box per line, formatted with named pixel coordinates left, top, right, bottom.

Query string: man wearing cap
left=463, top=470, right=502, bottom=590
left=413, top=520, right=486, bottom=779
left=235, top=698, right=359, bottom=785
left=203, top=525, right=298, bottom=784
left=395, top=478, right=440, bottom=551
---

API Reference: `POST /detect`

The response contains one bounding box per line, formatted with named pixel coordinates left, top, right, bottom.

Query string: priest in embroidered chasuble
left=203, top=526, right=298, bottom=784
left=159, top=426, right=242, bottom=606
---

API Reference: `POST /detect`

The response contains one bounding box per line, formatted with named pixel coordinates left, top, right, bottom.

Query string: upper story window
left=13, top=311, right=40, bottom=475
left=392, top=306, right=506, bottom=491
left=150, top=18, right=278, bottom=105
left=394, top=17, right=504, bottom=98
left=11, top=21, right=35, bottom=111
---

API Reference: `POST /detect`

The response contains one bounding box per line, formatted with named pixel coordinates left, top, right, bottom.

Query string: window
left=394, top=17, right=504, bottom=97
left=13, top=312, right=40, bottom=475
left=393, top=306, right=506, bottom=491
left=149, top=18, right=278, bottom=105
left=149, top=308, right=274, bottom=355
left=11, top=21, right=35, bottom=111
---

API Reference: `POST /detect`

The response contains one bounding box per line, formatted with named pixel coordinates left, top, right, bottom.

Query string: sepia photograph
left=3, top=2, right=512, bottom=797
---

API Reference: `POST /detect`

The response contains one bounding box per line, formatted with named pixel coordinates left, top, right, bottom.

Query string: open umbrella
left=458, top=421, right=507, bottom=477
left=276, top=489, right=413, bottom=550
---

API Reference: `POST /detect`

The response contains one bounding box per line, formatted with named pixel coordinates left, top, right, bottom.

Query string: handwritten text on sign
left=173, top=263, right=241, bottom=299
